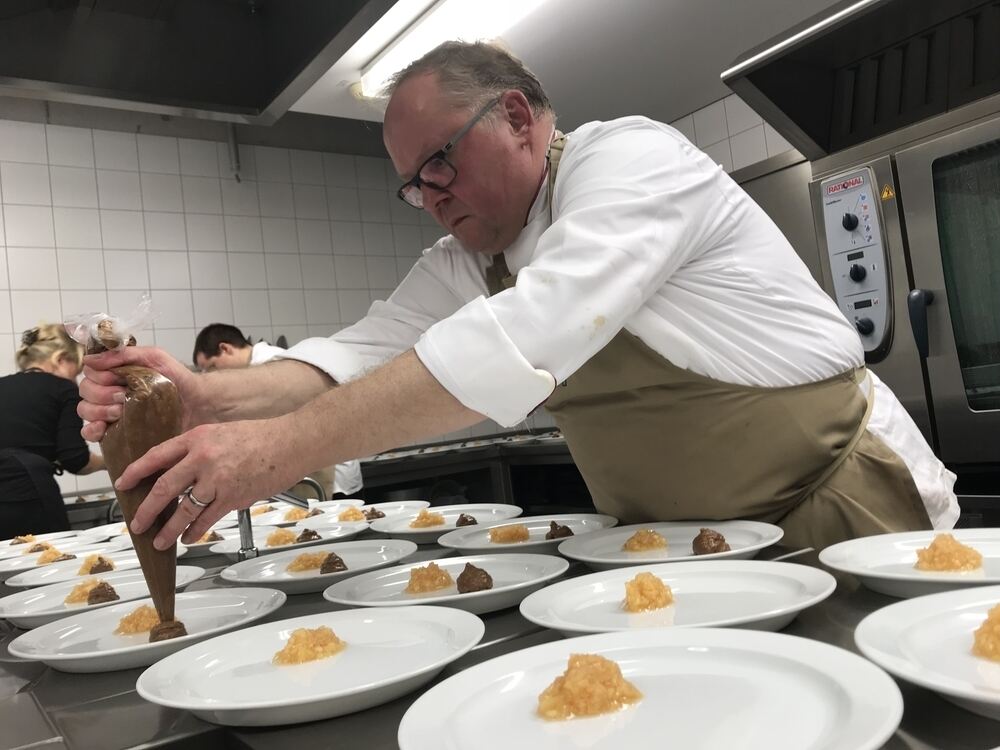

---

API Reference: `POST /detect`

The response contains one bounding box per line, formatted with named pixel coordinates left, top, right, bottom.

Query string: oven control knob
left=849, top=264, right=867, bottom=282
left=842, top=212, right=859, bottom=231
left=855, top=317, right=875, bottom=336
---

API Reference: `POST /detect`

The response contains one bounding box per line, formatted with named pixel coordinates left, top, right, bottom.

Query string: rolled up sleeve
left=414, top=296, right=556, bottom=426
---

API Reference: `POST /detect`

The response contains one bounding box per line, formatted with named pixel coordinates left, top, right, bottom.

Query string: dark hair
left=385, top=40, right=553, bottom=117
left=192, top=323, right=251, bottom=365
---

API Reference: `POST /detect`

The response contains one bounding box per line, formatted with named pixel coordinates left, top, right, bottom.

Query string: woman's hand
left=78, top=346, right=208, bottom=441
left=118, top=417, right=307, bottom=550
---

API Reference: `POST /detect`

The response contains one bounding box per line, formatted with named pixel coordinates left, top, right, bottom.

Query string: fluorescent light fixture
left=359, top=0, right=549, bottom=98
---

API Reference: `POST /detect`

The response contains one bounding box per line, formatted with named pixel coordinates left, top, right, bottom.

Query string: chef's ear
left=500, top=90, right=534, bottom=136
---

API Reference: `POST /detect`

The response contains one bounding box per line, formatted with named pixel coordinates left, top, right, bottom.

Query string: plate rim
left=322, top=553, right=570, bottom=608
left=135, top=605, right=485, bottom=711
left=219, top=539, right=419, bottom=584
left=208, top=524, right=366, bottom=555
left=4, top=546, right=184, bottom=588
left=397, top=626, right=903, bottom=750
left=437, top=513, right=619, bottom=551
left=369, top=504, right=524, bottom=535
left=0, top=530, right=79, bottom=547
left=556, top=520, right=785, bottom=565
left=819, top=529, right=1000, bottom=583
left=854, top=583, right=1000, bottom=706
left=518, top=559, right=836, bottom=633
left=8, top=587, right=286, bottom=663
left=0, top=565, right=206, bottom=620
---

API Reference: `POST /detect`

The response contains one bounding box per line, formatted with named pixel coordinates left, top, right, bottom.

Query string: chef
left=78, top=41, right=958, bottom=551
left=191, top=322, right=364, bottom=500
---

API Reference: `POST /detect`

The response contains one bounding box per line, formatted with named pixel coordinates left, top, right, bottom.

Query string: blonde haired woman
left=0, top=324, right=105, bottom=537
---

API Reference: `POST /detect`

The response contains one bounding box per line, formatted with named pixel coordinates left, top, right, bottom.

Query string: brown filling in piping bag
left=88, top=320, right=187, bottom=638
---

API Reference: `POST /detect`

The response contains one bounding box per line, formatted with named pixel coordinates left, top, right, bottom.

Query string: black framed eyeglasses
left=396, top=96, right=502, bottom=209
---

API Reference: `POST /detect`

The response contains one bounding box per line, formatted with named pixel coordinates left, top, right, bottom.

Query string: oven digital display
left=847, top=251, right=865, bottom=261
left=854, top=299, right=872, bottom=309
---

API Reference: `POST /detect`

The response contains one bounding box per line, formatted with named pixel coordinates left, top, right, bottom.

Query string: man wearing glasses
left=80, top=41, right=956, bottom=552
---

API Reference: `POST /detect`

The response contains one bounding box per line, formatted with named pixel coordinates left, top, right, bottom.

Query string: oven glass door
left=896, top=116, right=1000, bottom=464
left=932, top=140, right=1000, bottom=411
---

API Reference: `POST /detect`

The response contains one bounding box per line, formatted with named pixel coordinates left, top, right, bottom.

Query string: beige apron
left=486, top=135, right=930, bottom=549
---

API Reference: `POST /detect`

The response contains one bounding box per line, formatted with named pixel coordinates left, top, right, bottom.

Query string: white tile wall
left=670, top=93, right=798, bottom=173
left=2, top=101, right=789, bottom=491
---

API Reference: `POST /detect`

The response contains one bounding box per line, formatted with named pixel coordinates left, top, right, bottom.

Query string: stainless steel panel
left=815, top=167, right=892, bottom=357
left=810, top=156, right=935, bottom=443
left=895, top=116, right=1000, bottom=464
left=738, top=159, right=825, bottom=286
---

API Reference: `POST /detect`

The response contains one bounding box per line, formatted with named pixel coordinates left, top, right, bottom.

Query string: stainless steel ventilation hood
left=0, top=0, right=394, bottom=125
left=722, top=0, right=1000, bottom=160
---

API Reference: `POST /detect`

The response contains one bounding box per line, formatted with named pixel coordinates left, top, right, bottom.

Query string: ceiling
left=291, top=0, right=844, bottom=130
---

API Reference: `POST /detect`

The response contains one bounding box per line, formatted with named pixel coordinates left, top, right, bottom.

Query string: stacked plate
left=557, top=521, right=784, bottom=570
left=398, top=628, right=903, bottom=750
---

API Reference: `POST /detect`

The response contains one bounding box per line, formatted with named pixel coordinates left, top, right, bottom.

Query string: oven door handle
left=906, top=289, right=935, bottom=358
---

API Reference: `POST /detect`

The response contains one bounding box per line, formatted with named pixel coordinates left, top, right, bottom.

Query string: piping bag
left=66, top=299, right=188, bottom=641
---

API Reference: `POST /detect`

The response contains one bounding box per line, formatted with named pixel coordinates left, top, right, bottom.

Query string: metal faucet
left=235, top=477, right=327, bottom=561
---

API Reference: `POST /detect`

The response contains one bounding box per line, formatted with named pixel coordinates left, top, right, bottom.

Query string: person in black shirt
left=0, top=324, right=105, bottom=538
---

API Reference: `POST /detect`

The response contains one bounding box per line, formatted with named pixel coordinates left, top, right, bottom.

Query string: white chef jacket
left=279, top=116, right=958, bottom=529
left=251, top=341, right=363, bottom=496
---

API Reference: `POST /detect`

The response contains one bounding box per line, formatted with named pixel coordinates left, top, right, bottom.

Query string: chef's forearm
left=289, top=349, right=483, bottom=468
left=209, top=359, right=336, bottom=421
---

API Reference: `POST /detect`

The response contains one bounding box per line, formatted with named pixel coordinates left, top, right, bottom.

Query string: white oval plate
left=251, top=507, right=329, bottom=527
left=0, top=541, right=120, bottom=579
left=136, top=606, right=484, bottom=726
left=210, top=524, right=366, bottom=562
left=0, top=566, right=205, bottom=629
left=439, top=514, right=618, bottom=556
left=0, top=531, right=80, bottom=555
left=5, top=549, right=145, bottom=588
left=362, top=500, right=430, bottom=517
left=0, top=534, right=93, bottom=561
left=77, top=521, right=133, bottom=542
left=8, top=587, right=285, bottom=672
left=519, top=560, right=836, bottom=636
left=370, top=504, right=524, bottom=544
left=398, top=628, right=902, bottom=750
left=179, top=526, right=280, bottom=559
left=855, top=584, right=1000, bottom=720
left=819, top=529, right=1000, bottom=598
left=221, top=539, right=419, bottom=595
left=323, top=554, right=568, bottom=615
left=293, top=514, right=372, bottom=532
left=557, top=521, right=784, bottom=571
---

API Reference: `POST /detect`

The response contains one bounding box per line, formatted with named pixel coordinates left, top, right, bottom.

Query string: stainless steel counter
left=2, top=545, right=1000, bottom=750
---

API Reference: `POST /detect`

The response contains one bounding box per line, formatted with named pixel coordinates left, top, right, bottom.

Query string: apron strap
left=485, top=131, right=567, bottom=297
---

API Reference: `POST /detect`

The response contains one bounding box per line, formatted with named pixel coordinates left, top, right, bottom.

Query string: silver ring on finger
left=183, top=486, right=213, bottom=509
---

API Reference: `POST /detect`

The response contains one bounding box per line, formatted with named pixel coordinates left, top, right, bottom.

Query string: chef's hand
left=78, top=346, right=208, bottom=442
left=119, top=417, right=305, bottom=550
